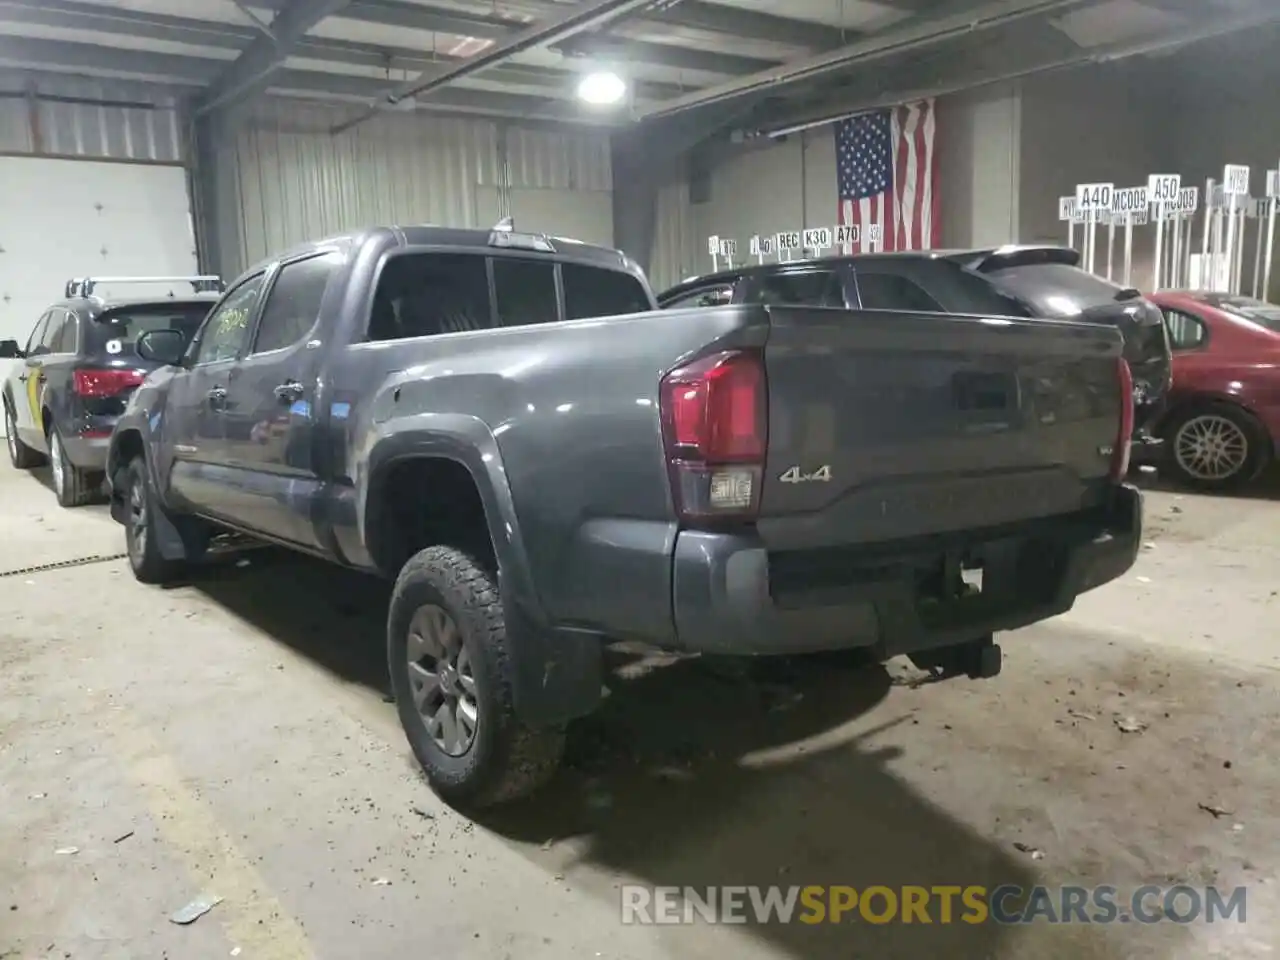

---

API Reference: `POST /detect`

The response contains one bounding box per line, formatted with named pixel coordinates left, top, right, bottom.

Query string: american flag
left=835, top=99, right=939, bottom=252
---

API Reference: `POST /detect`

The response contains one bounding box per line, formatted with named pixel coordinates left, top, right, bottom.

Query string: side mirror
left=0, top=339, right=23, bottom=359
left=136, top=329, right=187, bottom=366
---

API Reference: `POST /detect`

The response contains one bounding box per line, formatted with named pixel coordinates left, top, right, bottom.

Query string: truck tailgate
left=758, top=306, right=1124, bottom=550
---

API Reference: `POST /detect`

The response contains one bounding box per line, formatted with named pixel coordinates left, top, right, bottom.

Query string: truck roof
left=246, top=224, right=638, bottom=279
left=661, top=245, right=1080, bottom=299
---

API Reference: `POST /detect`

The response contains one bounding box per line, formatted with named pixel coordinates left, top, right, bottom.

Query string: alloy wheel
left=405, top=604, right=479, bottom=757
left=1174, top=414, right=1249, bottom=482
left=49, top=431, right=64, bottom=495
left=127, top=473, right=148, bottom=566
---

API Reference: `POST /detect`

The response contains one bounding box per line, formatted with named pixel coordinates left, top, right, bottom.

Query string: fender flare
left=363, top=414, right=602, bottom=727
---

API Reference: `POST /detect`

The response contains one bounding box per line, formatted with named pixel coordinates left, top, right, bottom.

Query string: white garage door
left=0, top=157, right=198, bottom=419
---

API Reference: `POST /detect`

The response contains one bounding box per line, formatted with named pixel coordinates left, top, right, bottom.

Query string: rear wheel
left=49, top=426, right=103, bottom=507
left=388, top=546, right=565, bottom=809
left=1164, top=403, right=1268, bottom=491
left=4, top=402, right=44, bottom=469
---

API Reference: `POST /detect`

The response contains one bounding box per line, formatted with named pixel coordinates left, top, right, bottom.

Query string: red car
left=1147, top=291, right=1280, bottom=489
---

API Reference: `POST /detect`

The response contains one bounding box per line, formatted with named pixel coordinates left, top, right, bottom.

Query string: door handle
left=207, top=385, right=228, bottom=408
left=273, top=380, right=305, bottom=404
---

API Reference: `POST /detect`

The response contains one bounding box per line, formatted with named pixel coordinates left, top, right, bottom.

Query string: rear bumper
left=670, top=484, right=1142, bottom=657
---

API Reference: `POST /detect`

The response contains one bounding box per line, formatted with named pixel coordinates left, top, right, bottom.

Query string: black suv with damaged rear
left=659, top=245, right=1171, bottom=463
left=2, top=277, right=220, bottom=506
left=106, top=225, right=1142, bottom=810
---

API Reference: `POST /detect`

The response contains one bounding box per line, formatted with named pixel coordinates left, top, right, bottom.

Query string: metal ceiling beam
left=555, top=35, right=777, bottom=75
left=636, top=0, right=1087, bottom=119
left=246, top=0, right=527, bottom=40
left=196, top=0, right=353, bottom=116
left=0, top=36, right=607, bottom=123
left=646, top=0, right=844, bottom=49
left=330, top=0, right=654, bottom=134
left=0, top=0, right=687, bottom=100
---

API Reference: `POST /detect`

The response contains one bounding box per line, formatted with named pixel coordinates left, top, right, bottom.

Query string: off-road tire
left=49, top=426, right=103, bottom=507
left=4, top=401, right=44, bottom=469
left=388, top=546, right=565, bottom=808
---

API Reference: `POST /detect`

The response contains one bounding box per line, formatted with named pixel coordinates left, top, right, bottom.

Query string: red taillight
left=659, top=350, right=767, bottom=522
left=74, top=367, right=145, bottom=398
left=1111, top=357, right=1134, bottom=482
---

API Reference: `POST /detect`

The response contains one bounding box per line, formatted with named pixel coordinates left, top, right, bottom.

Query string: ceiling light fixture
left=576, top=70, right=626, bottom=105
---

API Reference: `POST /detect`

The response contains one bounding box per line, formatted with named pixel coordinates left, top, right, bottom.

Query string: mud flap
left=503, top=597, right=603, bottom=726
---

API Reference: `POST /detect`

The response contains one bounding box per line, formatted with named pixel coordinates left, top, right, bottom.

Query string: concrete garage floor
left=1, top=464, right=1278, bottom=960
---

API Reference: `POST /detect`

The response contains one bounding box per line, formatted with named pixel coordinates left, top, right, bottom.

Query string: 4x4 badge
left=780, top=465, right=833, bottom=484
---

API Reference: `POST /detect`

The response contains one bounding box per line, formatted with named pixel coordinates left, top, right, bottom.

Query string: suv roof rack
left=65, top=275, right=224, bottom=298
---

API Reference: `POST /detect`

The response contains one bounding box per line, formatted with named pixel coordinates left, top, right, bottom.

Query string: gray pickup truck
left=106, top=224, right=1143, bottom=808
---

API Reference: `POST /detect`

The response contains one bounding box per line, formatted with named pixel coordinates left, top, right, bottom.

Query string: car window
left=493, top=257, right=559, bottom=327
left=856, top=272, right=945, bottom=312
left=1163, top=309, right=1208, bottom=351
left=981, top=262, right=1124, bottom=318
left=90, top=303, right=210, bottom=356
left=1215, top=296, right=1280, bottom=332
left=254, top=253, right=340, bottom=354
left=561, top=263, right=651, bottom=319
left=191, top=275, right=265, bottom=365
left=25, top=312, right=51, bottom=356
left=44, top=310, right=74, bottom=354
left=662, top=284, right=735, bottom=309
left=367, top=253, right=492, bottom=341
left=755, top=270, right=844, bottom=307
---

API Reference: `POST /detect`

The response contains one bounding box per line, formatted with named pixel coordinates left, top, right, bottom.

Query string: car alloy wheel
left=49, top=430, right=65, bottom=495
left=405, top=604, right=479, bottom=757
left=127, top=471, right=149, bottom=568
left=5, top=407, right=16, bottom=463
left=1174, top=414, right=1249, bottom=482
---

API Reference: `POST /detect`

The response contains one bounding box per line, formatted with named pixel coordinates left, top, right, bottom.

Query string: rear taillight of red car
left=1111, top=357, right=1134, bottom=482
left=659, top=350, right=767, bottom=523
left=73, top=367, right=145, bottom=398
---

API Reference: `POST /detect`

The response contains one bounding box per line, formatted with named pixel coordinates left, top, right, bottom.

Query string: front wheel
left=5, top=403, right=44, bottom=469
left=1164, top=403, right=1269, bottom=491
left=388, top=546, right=565, bottom=809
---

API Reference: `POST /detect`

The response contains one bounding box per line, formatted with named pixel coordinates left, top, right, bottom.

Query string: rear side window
left=755, top=270, right=844, bottom=307
left=44, top=310, right=74, bottom=353
left=1163, top=309, right=1208, bottom=350
left=562, top=263, right=651, bottom=319
left=662, top=284, right=735, bottom=309
left=368, top=254, right=491, bottom=340
left=91, top=304, right=210, bottom=356
left=856, top=273, right=945, bottom=312
left=982, top=262, right=1123, bottom=318
left=493, top=258, right=558, bottom=327
left=254, top=253, right=339, bottom=353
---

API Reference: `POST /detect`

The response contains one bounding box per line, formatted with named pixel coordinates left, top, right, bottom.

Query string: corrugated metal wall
left=650, top=177, right=700, bottom=292
left=0, top=72, right=184, bottom=163
left=218, top=100, right=614, bottom=275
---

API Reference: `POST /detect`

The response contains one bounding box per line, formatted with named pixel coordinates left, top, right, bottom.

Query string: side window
left=493, top=257, right=559, bottom=327
left=561, top=263, right=651, bottom=319
left=25, top=312, right=51, bottom=356
left=48, top=311, right=77, bottom=354
left=42, top=311, right=70, bottom=353
left=253, top=253, right=340, bottom=354
left=367, top=253, right=491, bottom=341
left=1163, top=309, right=1208, bottom=351
left=191, top=275, right=265, bottom=365
left=856, top=272, right=946, bottom=312
left=755, top=270, right=844, bottom=307
left=661, top=284, right=735, bottom=309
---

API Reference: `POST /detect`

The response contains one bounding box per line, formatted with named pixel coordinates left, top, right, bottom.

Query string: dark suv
left=659, top=246, right=1171, bottom=457
left=2, top=277, right=220, bottom=506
